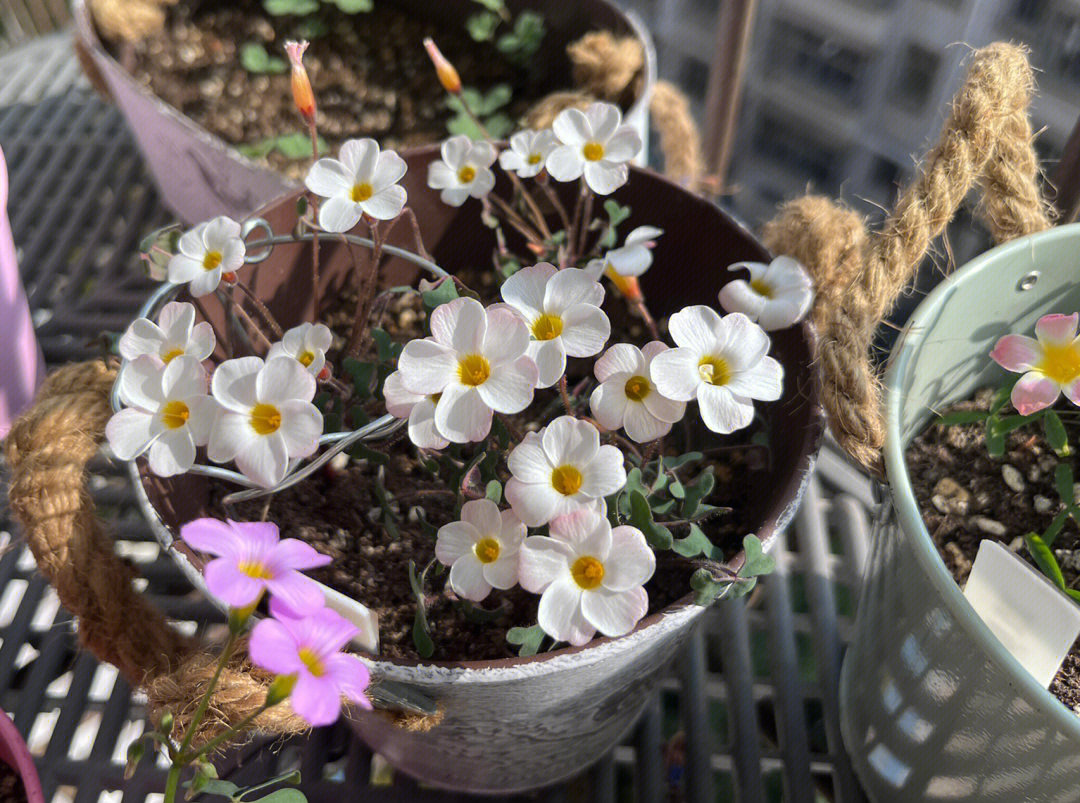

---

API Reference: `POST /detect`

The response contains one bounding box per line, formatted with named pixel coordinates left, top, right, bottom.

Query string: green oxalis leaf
left=627, top=490, right=673, bottom=550
left=1025, top=532, right=1066, bottom=589
left=263, top=0, right=319, bottom=15
left=689, top=535, right=774, bottom=606
left=238, top=133, right=328, bottom=161
left=466, top=12, right=499, bottom=41
left=408, top=560, right=435, bottom=658
left=421, top=276, right=459, bottom=312
left=1044, top=410, right=1070, bottom=456
left=506, top=624, right=545, bottom=657
left=740, top=534, right=775, bottom=577
left=496, top=11, right=545, bottom=63
left=1055, top=463, right=1075, bottom=505
left=471, top=0, right=506, bottom=12
left=327, top=0, right=373, bottom=12
left=240, top=42, right=286, bottom=74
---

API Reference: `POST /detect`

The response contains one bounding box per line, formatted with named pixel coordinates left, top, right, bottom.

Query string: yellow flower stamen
left=160, top=400, right=190, bottom=429
left=474, top=537, right=501, bottom=564
left=624, top=375, right=651, bottom=402
left=457, top=165, right=477, bottom=184
left=297, top=646, right=326, bottom=677
left=750, top=279, right=773, bottom=298
left=583, top=142, right=605, bottom=161
left=1039, top=342, right=1080, bottom=385
left=528, top=153, right=542, bottom=165
left=698, top=356, right=731, bottom=386
left=298, top=350, right=316, bottom=367
left=203, top=251, right=223, bottom=271
left=237, top=560, right=273, bottom=580
left=162, top=348, right=185, bottom=363
left=531, top=313, right=564, bottom=341
left=457, top=354, right=491, bottom=387
left=571, top=555, right=605, bottom=590
left=250, top=403, right=282, bottom=435
left=551, top=464, right=584, bottom=496
left=350, top=183, right=373, bottom=202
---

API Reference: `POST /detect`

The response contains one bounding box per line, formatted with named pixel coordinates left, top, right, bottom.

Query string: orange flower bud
left=285, top=40, right=316, bottom=125
left=424, top=37, right=461, bottom=95
left=605, top=265, right=643, bottom=302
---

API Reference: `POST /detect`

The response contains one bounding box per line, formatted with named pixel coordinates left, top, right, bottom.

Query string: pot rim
left=0, top=709, right=44, bottom=803
left=71, top=0, right=658, bottom=166
left=883, top=221, right=1080, bottom=737
left=122, top=158, right=824, bottom=678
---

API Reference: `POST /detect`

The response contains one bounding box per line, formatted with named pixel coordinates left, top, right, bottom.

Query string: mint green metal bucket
left=840, top=223, right=1080, bottom=802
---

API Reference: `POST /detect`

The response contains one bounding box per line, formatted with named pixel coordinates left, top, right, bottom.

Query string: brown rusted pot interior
left=140, top=145, right=823, bottom=663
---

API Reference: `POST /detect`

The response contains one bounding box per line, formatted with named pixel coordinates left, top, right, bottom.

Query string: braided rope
left=762, top=43, right=1053, bottom=472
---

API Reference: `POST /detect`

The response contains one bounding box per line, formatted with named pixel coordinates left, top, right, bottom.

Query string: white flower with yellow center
left=585, top=226, right=663, bottom=281
left=717, top=256, right=814, bottom=331
left=397, top=297, right=538, bottom=443
left=426, top=135, right=497, bottom=207
left=435, top=499, right=525, bottom=602
left=499, top=263, right=610, bottom=388
left=519, top=509, right=654, bottom=646
left=106, top=355, right=219, bottom=477
left=590, top=342, right=686, bottom=443
left=498, top=129, right=558, bottom=178
left=382, top=370, right=448, bottom=450
left=991, top=312, right=1080, bottom=415
left=651, top=306, right=783, bottom=435
left=267, top=323, right=334, bottom=379
left=546, top=102, right=642, bottom=195
left=304, top=138, right=408, bottom=231
left=167, top=216, right=246, bottom=297
left=504, top=415, right=626, bottom=527
left=118, top=301, right=215, bottom=366
left=207, top=356, right=323, bottom=488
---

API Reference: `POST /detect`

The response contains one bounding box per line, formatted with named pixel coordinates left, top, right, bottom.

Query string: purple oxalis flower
left=180, top=518, right=331, bottom=615
left=249, top=605, right=372, bottom=726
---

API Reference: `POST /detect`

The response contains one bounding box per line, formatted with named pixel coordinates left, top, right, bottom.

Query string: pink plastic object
left=0, top=709, right=44, bottom=803
left=0, top=143, right=44, bottom=438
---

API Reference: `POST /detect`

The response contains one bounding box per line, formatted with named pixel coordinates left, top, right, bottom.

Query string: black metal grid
left=0, top=32, right=872, bottom=803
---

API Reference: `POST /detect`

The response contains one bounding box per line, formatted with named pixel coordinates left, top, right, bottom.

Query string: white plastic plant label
left=964, top=540, right=1080, bottom=688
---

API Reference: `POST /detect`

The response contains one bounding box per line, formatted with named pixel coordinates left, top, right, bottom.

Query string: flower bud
left=285, top=40, right=316, bottom=125
left=124, top=740, right=144, bottom=780
left=605, top=266, right=643, bottom=303
left=423, top=38, right=461, bottom=95
left=221, top=271, right=238, bottom=285
left=266, top=673, right=299, bottom=706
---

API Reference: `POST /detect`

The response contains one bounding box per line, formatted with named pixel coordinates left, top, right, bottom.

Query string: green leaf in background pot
left=263, top=0, right=319, bottom=15
left=240, top=42, right=287, bottom=74
left=936, top=409, right=988, bottom=426
left=1056, top=462, right=1076, bottom=505
left=628, top=490, right=673, bottom=549
left=246, top=788, right=307, bottom=803
left=506, top=624, right=545, bottom=656
left=1044, top=410, right=1070, bottom=456
left=670, top=524, right=719, bottom=559
left=421, top=276, right=459, bottom=311
left=466, top=12, right=499, bottom=41
left=739, top=534, right=774, bottom=578
left=328, top=0, right=373, bottom=11
left=1025, top=532, right=1066, bottom=589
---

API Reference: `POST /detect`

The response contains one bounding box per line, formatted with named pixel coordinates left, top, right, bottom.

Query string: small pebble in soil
left=945, top=542, right=972, bottom=577
left=974, top=516, right=1008, bottom=537
left=1001, top=464, right=1025, bottom=493
left=1056, top=550, right=1080, bottom=572
left=932, top=477, right=971, bottom=515
left=1034, top=495, right=1054, bottom=514
left=1008, top=536, right=1024, bottom=552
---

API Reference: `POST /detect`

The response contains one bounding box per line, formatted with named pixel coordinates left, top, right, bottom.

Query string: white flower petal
left=440, top=187, right=470, bottom=207
left=590, top=381, right=629, bottom=431
left=580, top=444, right=626, bottom=497
left=476, top=356, right=536, bottom=414
left=461, top=498, right=502, bottom=537
left=506, top=478, right=564, bottom=528
left=483, top=554, right=519, bottom=590
left=161, top=356, right=206, bottom=401
left=559, top=304, right=610, bottom=358
left=583, top=161, right=627, bottom=195
left=757, top=296, right=811, bottom=331
left=434, top=384, right=492, bottom=443
left=340, top=138, right=379, bottom=179
left=119, top=355, right=166, bottom=409
left=697, top=384, right=755, bottom=434
left=207, top=410, right=253, bottom=463
left=543, top=415, right=600, bottom=466
left=383, top=371, right=421, bottom=418
left=430, top=297, right=487, bottom=353
left=427, top=160, right=457, bottom=190
left=441, top=135, right=471, bottom=168
left=539, top=579, right=592, bottom=646
left=606, top=245, right=651, bottom=277
left=436, top=521, right=479, bottom=565
left=553, top=108, right=591, bottom=147
left=372, top=149, right=407, bottom=189
left=544, top=268, right=604, bottom=313
left=398, top=338, right=457, bottom=394
left=717, top=312, right=771, bottom=370
left=603, top=527, right=656, bottom=591
left=147, top=428, right=196, bottom=476
left=507, top=433, right=553, bottom=484
left=650, top=348, right=701, bottom=402
left=276, top=400, right=323, bottom=457
left=727, top=356, right=784, bottom=401
left=668, top=305, right=723, bottom=353
left=235, top=432, right=289, bottom=488
left=407, top=399, right=448, bottom=449
left=167, top=254, right=205, bottom=284
left=581, top=586, right=648, bottom=638
left=718, top=280, right=768, bottom=321
left=362, top=184, right=407, bottom=220
left=501, top=263, right=555, bottom=320
left=119, top=318, right=165, bottom=361
left=550, top=509, right=610, bottom=556
left=518, top=535, right=573, bottom=592
left=189, top=322, right=215, bottom=360
left=178, top=225, right=206, bottom=258
left=529, top=339, right=567, bottom=389
left=450, top=556, right=492, bottom=602
left=623, top=402, right=669, bottom=442
left=594, top=343, right=644, bottom=383
left=318, top=196, right=362, bottom=233
left=257, top=357, right=315, bottom=404
left=545, top=145, right=584, bottom=182
left=482, top=305, right=531, bottom=365
left=305, top=157, right=352, bottom=198
left=203, top=217, right=241, bottom=249
left=587, top=103, right=621, bottom=142
left=602, top=128, right=642, bottom=163
left=184, top=396, right=220, bottom=445
left=106, top=408, right=159, bottom=460
left=641, top=390, right=686, bottom=424
left=187, top=267, right=222, bottom=298
left=158, top=302, right=195, bottom=342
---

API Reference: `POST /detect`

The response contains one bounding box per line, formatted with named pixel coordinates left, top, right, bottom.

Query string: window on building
left=763, top=20, right=869, bottom=105
left=890, top=44, right=940, bottom=111
left=1012, top=0, right=1051, bottom=25
left=871, top=156, right=903, bottom=190
left=677, top=56, right=710, bottom=103
left=750, top=113, right=842, bottom=188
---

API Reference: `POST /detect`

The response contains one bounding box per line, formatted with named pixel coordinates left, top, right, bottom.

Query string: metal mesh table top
left=0, top=31, right=873, bottom=803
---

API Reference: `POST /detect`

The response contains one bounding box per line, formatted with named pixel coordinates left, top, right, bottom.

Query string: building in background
left=620, top=0, right=1080, bottom=237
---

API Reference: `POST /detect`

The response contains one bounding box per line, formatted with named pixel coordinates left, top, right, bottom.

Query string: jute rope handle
left=5, top=360, right=309, bottom=747
left=761, top=42, right=1054, bottom=474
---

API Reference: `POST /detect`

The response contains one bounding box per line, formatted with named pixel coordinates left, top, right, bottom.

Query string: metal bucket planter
left=840, top=223, right=1080, bottom=802
left=125, top=149, right=824, bottom=794
left=72, top=0, right=656, bottom=226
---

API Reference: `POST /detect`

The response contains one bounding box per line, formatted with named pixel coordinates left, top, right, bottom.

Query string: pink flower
left=990, top=312, right=1080, bottom=416
left=180, top=518, right=330, bottom=614
left=249, top=605, right=372, bottom=726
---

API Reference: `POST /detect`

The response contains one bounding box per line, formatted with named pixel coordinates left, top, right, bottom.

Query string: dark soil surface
left=907, top=388, right=1080, bottom=710
left=117, top=0, right=547, bottom=178
left=0, top=763, right=27, bottom=803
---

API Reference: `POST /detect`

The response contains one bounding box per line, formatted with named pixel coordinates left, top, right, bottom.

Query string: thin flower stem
left=397, top=206, right=433, bottom=263
left=307, top=121, right=323, bottom=316
left=163, top=763, right=181, bottom=803
left=183, top=700, right=273, bottom=763
left=576, top=191, right=594, bottom=263
left=633, top=299, right=662, bottom=341
left=496, top=413, right=524, bottom=442
left=226, top=293, right=274, bottom=352
left=537, top=176, right=572, bottom=235
left=176, top=630, right=240, bottom=759
left=488, top=194, right=544, bottom=244
left=558, top=376, right=575, bottom=416
left=568, top=181, right=588, bottom=265
left=346, top=221, right=385, bottom=358
left=197, top=295, right=232, bottom=358
left=235, top=281, right=284, bottom=339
